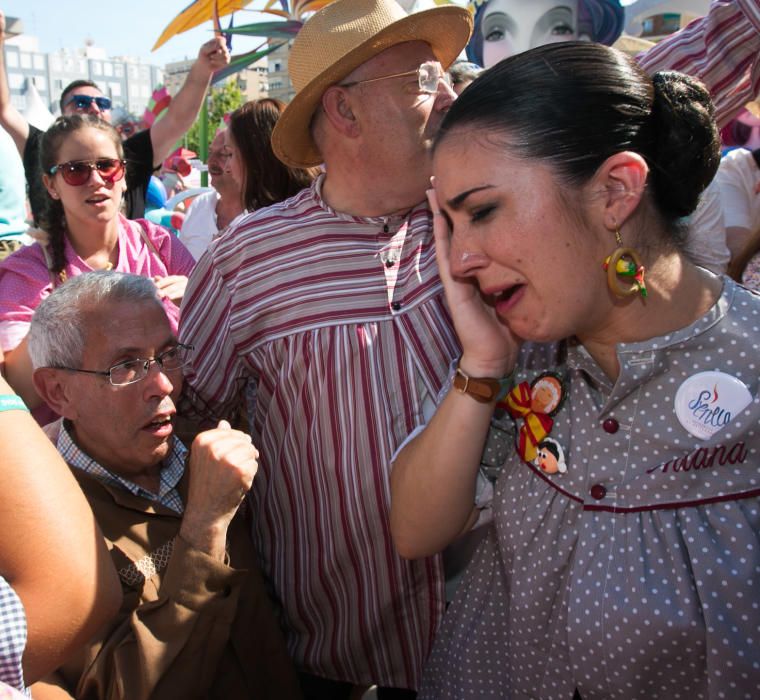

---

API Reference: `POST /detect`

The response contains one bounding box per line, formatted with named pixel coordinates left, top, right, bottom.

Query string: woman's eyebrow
left=446, top=185, right=495, bottom=210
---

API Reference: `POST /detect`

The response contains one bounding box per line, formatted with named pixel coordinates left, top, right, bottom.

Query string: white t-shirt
left=716, top=147, right=760, bottom=230
left=684, top=177, right=730, bottom=274
left=179, top=190, right=220, bottom=261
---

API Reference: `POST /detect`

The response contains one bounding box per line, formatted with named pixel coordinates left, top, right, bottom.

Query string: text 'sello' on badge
left=674, top=371, right=753, bottom=440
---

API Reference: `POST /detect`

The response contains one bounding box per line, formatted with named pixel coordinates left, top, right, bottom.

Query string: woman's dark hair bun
left=648, top=71, right=720, bottom=218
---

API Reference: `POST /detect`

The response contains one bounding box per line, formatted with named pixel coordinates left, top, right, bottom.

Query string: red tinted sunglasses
left=48, top=158, right=127, bottom=186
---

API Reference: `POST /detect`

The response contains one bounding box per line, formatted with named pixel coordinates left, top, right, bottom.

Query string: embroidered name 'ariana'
left=646, top=441, right=748, bottom=475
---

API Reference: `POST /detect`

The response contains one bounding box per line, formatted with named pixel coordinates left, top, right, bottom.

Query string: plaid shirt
left=0, top=576, right=26, bottom=694
left=57, top=422, right=186, bottom=514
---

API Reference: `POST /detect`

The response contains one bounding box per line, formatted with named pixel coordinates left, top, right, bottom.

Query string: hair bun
left=648, top=71, right=720, bottom=218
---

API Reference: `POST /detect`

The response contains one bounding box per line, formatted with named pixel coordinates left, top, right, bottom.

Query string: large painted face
left=480, top=0, right=579, bottom=68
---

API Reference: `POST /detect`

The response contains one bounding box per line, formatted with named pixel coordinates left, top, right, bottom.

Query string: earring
left=602, top=228, right=647, bottom=298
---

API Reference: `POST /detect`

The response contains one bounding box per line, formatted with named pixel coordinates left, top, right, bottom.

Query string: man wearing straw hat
left=181, top=2, right=471, bottom=695
left=179, top=0, right=760, bottom=696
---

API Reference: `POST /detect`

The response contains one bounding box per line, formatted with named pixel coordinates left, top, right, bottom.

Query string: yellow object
left=153, top=0, right=254, bottom=51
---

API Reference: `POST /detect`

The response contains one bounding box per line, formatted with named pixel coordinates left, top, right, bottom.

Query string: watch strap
left=453, top=365, right=512, bottom=403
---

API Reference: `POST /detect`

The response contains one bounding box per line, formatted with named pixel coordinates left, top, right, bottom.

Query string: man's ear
left=591, top=151, right=649, bottom=230
left=42, top=173, right=60, bottom=200
left=320, top=86, right=361, bottom=139
left=33, top=368, right=78, bottom=419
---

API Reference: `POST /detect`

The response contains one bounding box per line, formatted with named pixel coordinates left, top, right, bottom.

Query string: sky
left=2, top=0, right=276, bottom=67
left=5, top=0, right=640, bottom=69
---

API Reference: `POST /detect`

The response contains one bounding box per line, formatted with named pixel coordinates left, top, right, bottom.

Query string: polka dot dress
left=421, top=279, right=760, bottom=699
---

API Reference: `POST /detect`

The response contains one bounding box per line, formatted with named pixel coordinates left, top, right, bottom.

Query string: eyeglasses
left=64, top=94, right=112, bottom=112
left=53, top=343, right=193, bottom=386
left=48, top=158, right=127, bottom=187
left=339, top=61, right=451, bottom=94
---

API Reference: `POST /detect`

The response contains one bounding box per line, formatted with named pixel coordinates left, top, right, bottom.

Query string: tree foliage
left=183, top=79, right=245, bottom=153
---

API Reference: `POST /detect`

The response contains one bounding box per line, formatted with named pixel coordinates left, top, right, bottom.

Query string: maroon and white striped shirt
left=180, top=177, right=460, bottom=688
left=180, top=2, right=760, bottom=686
left=636, top=0, right=760, bottom=128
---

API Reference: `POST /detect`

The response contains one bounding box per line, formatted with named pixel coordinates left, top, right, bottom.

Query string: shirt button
left=590, top=484, right=607, bottom=500
left=391, top=301, right=402, bottom=312
left=385, top=259, right=395, bottom=268
left=602, top=418, right=619, bottom=434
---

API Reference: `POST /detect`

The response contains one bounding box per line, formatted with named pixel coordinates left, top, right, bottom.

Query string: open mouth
left=142, top=415, right=174, bottom=436
left=486, top=283, right=526, bottom=315
left=86, top=194, right=110, bottom=204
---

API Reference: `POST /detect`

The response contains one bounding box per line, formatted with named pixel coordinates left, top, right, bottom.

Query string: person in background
left=715, top=145, right=760, bottom=285
left=390, top=41, right=759, bottom=699
left=27, top=271, right=301, bottom=700
left=225, top=98, right=320, bottom=214
left=0, top=9, right=229, bottom=222
left=0, top=116, right=195, bottom=418
left=0, top=371, right=120, bottom=694
left=179, top=128, right=243, bottom=261
left=0, top=128, right=28, bottom=261
left=446, top=60, right=483, bottom=95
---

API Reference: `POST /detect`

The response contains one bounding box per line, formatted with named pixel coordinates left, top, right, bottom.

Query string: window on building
left=115, top=64, right=124, bottom=77
left=8, top=73, right=23, bottom=89
left=33, top=54, right=44, bottom=70
left=92, top=61, right=101, bottom=75
left=110, top=83, right=121, bottom=97
left=5, top=51, right=18, bottom=68
left=20, top=53, right=31, bottom=69
left=104, top=63, right=113, bottom=77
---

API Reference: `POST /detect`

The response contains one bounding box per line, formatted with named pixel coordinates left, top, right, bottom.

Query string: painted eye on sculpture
left=485, top=26, right=506, bottom=42
left=552, top=23, right=574, bottom=37
left=482, top=12, right=513, bottom=44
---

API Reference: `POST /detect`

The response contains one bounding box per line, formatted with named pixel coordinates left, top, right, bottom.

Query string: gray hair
left=28, top=271, right=162, bottom=369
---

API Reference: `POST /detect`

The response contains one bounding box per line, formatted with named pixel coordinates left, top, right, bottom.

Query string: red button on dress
left=602, top=418, right=619, bottom=434
left=590, top=484, right=607, bottom=500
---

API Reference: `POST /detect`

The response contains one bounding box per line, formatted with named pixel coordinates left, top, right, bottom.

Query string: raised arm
left=390, top=190, right=520, bottom=559
left=0, top=11, right=30, bottom=155
left=69, top=422, right=258, bottom=700
left=0, top=374, right=121, bottom=684
left=148, top=37, right=230, bottom=167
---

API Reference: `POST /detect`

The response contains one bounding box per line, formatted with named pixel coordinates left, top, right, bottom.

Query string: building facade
left=3, top=19, right=163, bottom=118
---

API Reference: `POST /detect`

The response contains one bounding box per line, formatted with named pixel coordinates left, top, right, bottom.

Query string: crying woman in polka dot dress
left=390, top=43, right=760, bottom=699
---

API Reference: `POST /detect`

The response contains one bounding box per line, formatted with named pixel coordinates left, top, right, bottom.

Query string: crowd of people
left=0, top=0, right=759, bottom=698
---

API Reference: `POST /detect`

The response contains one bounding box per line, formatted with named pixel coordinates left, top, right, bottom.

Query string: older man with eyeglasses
left=26, top=271, right=301, bottom=700
left=0, top=9, right=229, bottom=224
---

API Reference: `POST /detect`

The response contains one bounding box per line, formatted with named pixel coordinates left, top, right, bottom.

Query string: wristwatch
left=453, top=364, right=512, bottom=403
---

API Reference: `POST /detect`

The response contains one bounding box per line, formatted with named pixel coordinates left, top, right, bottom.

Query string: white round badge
left=674, top=371, right=753, bottom=440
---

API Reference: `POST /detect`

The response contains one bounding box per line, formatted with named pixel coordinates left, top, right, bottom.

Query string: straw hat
left=271, top=0, right=473, bottom=167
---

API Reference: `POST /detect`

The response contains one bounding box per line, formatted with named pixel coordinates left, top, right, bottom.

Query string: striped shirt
left=179, top=4, right=760, bottom=686
left=636, top=0, right=760, bottom=129
left=58, top=422, right=187, bottom=514
left=180, top=176, right=459, bottom=688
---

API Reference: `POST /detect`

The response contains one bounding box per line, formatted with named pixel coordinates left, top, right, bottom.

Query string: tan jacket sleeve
left=73, top=536, right=246, bottom=700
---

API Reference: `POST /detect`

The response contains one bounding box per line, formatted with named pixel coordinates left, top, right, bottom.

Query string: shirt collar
left=57, top=421, right=187, bottom=514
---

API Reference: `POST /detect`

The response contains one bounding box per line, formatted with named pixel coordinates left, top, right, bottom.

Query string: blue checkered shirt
left=57, top=422, right=186, bottom=514
left=0, top=576, right=26, bottom=693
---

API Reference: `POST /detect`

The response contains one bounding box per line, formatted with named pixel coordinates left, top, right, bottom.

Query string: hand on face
left=197, top=36, right=230, bottom=75
left=427, top=185, right=521, bottom=377
left=180, top=420, right=259, bottom=558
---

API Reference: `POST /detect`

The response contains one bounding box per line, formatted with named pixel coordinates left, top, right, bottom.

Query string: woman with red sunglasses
left=0, top=115, right=196, bottom=419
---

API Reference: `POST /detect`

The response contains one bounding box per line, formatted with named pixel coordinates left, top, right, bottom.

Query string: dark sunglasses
left=65, top=94, right=112, bottom=112
left=48, top=158, right=127, bottom=187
